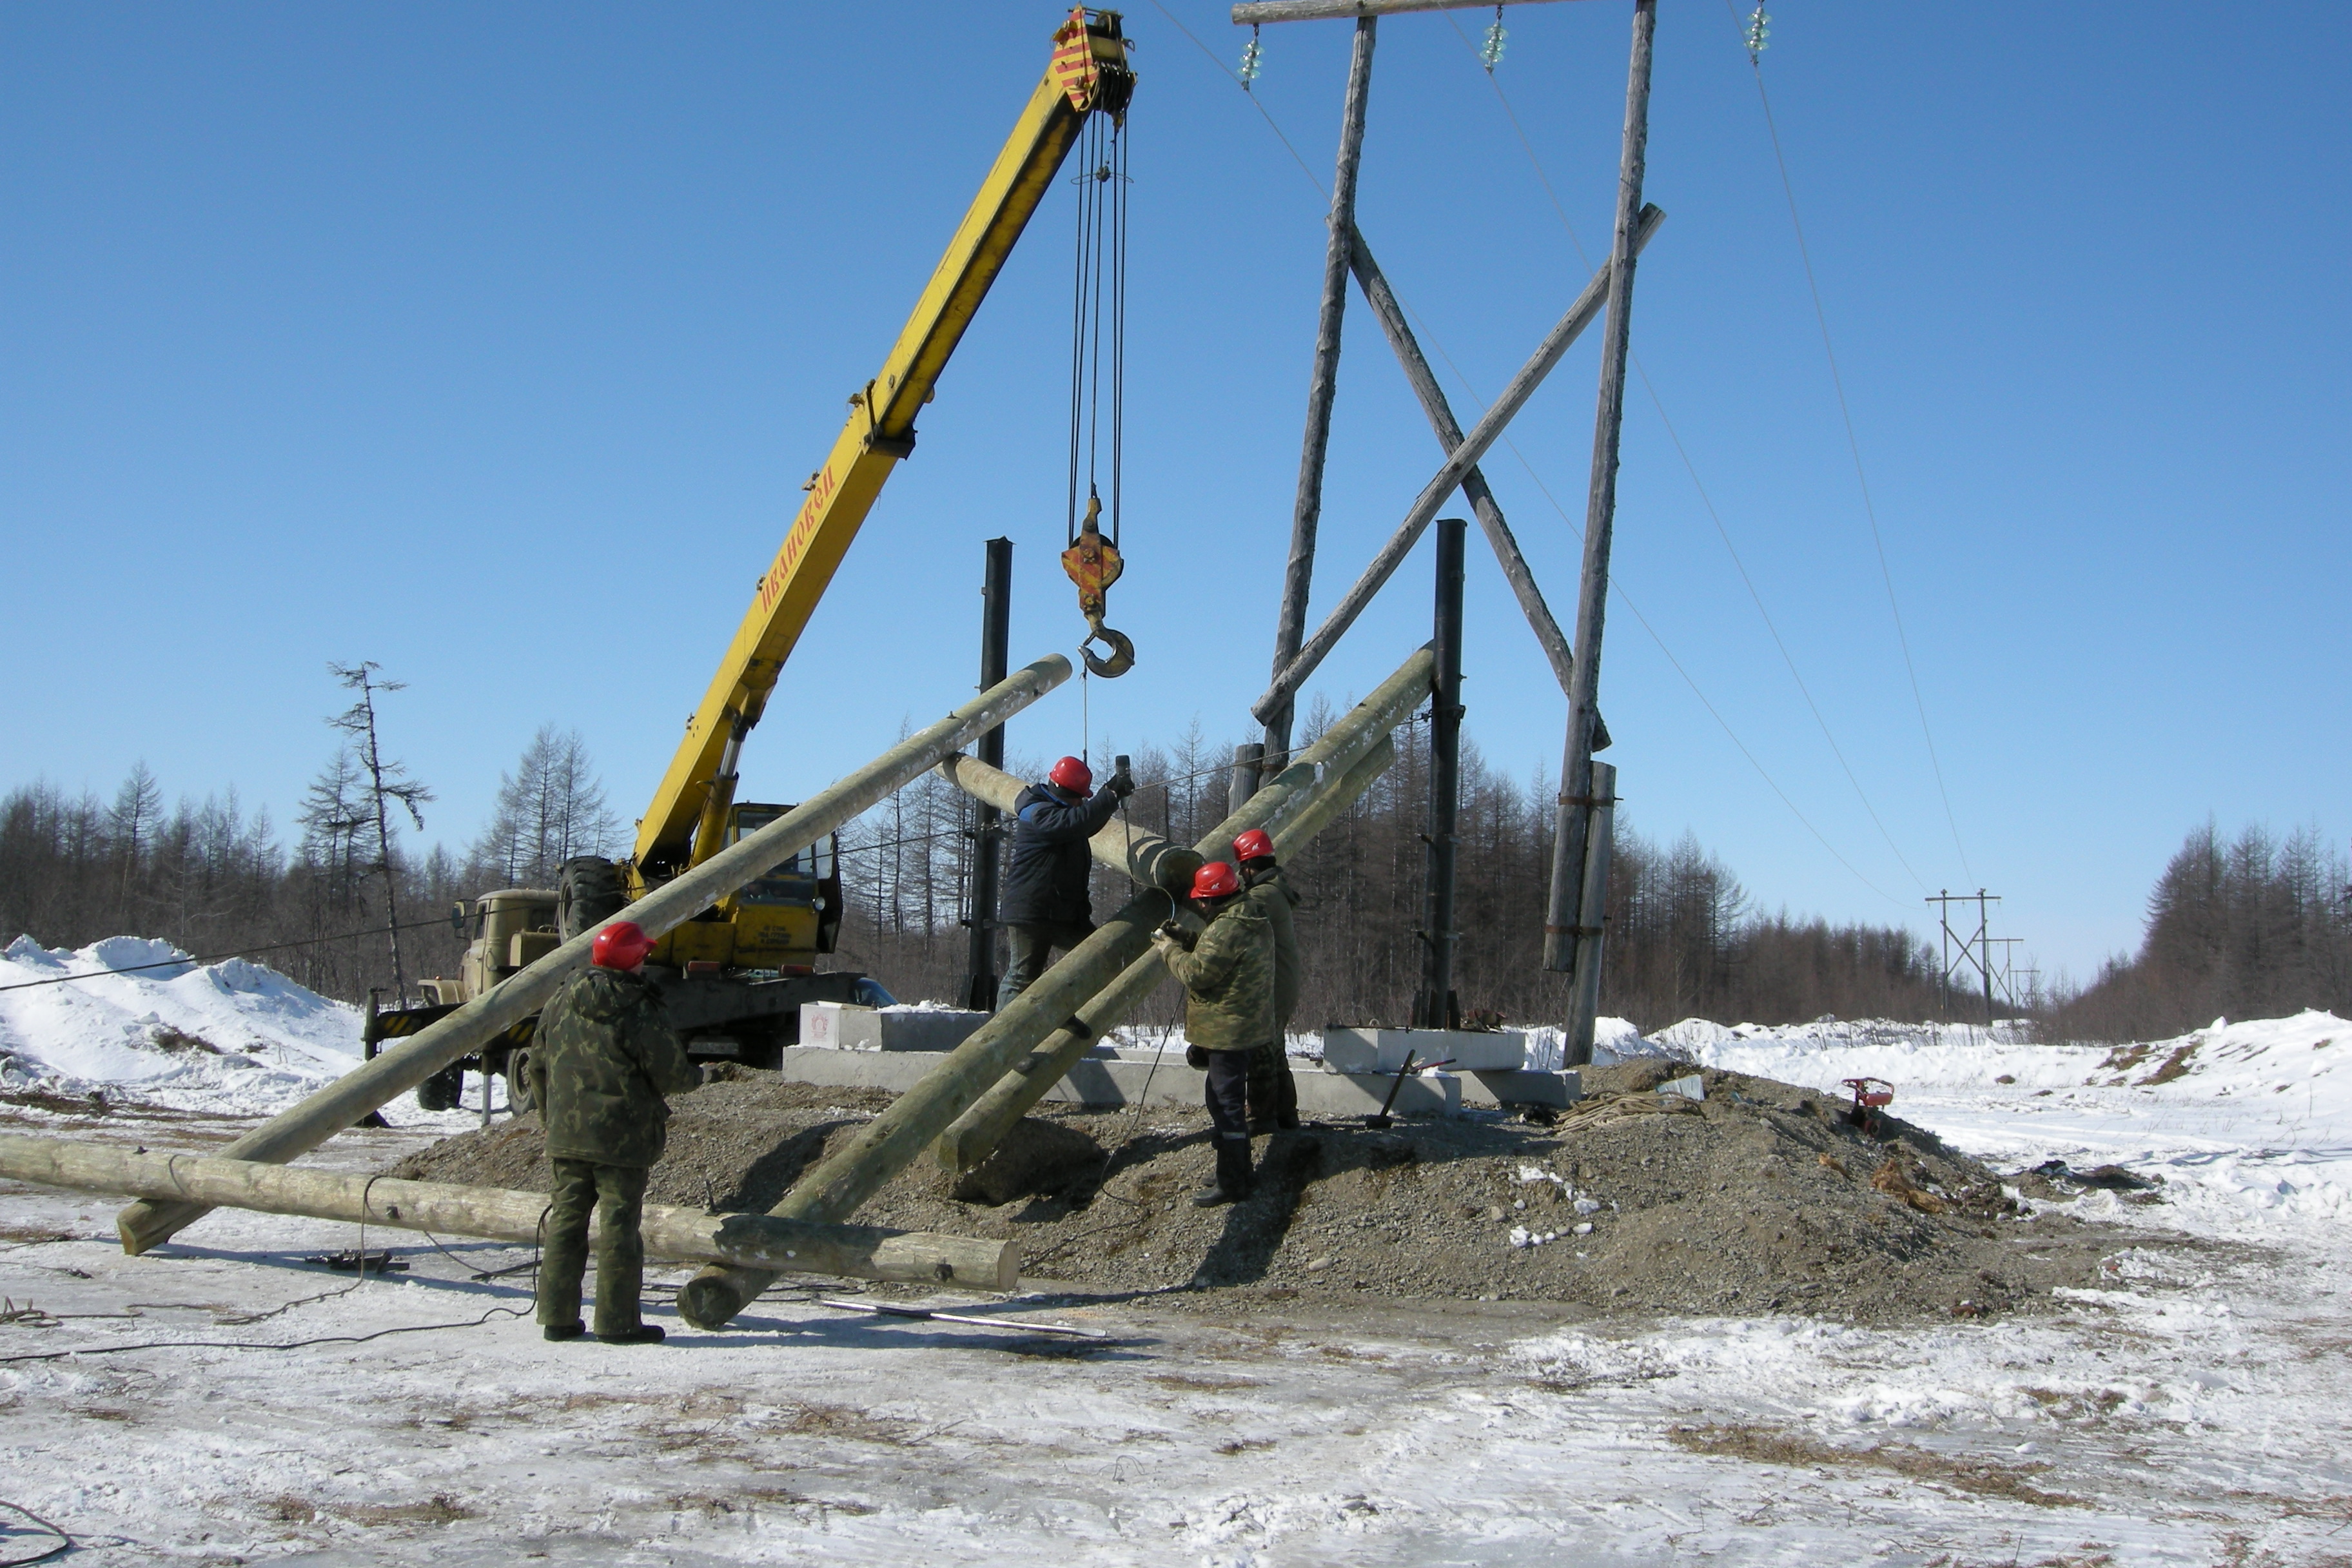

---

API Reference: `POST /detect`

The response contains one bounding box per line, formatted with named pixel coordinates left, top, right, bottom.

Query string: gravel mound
left=388, top=1061, right=2159, bottom=1324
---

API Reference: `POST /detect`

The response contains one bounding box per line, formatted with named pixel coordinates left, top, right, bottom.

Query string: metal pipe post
left=1228, top=742, right=1265, bottom=815
left=115, top=655, right=1073, bottom=1255
left=1562, top=760, right=1616, bottom=1063
left=1543, top=0, right=1655, bottom=973
left=1265, top=15, right=1377, bottom=767
left=1415, top=518, right=1465, bottom=1029
left=963, top=538, right=1014, bottom=1010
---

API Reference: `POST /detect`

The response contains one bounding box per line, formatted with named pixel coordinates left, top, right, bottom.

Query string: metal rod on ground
left=1561, top=760, right=1616, bottom=1064
left=1234, top=0, right=1574, bottom=22
left=681, top=650, right=1436, bottom=1326
left=935, top=756, right=1202, bottom=895
left=1265, top=14, right=1377, bottom=770
left=1228, top=741, right=1264, bottom=815
left=814, top=1299, right=1106, bottom=1338
left=933, top=731, right=1397, bottom=1175
left=1348, top=218, right=1659, bottom=704
left=1253, top=204, right=1663, bottom=730
left=1543, top=0, right=1655, bottom=974
left=113, top=655, right=1073, bottom=1256
left=5, top=1134, right=1019, bottom=1290
left=1415, top=517, right=1465, bottom=1030
left=963, top=538, right=1014, bottom=1011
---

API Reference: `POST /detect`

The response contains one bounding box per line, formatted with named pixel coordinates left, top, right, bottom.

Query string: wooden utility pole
left=1415, top=518, right=1466, bottom=1030
left=1264, top=16, right=1377, bottom=775
left=1544, top=0, right=1655, bottom=975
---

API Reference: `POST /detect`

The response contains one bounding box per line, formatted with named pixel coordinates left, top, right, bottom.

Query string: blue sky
left=3, top=1, right=2346, bottom=987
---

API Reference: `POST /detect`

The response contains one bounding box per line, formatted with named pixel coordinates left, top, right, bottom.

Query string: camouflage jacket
left=1164, top=900, right=1276, bottom=1051
left=1242, top=862, right=1302, bottom=1028
left=530, top=966, right=700, bottom=1168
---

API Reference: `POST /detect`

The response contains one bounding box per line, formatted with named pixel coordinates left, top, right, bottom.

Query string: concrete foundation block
left=769, top=1048, right=1464, bottom=1119
left=799, top=1002, right=990, bottom=1052
left=1320, top=1026, right=1527, bottom=1074
left=1460, top=1068, right=1582, bottom=1108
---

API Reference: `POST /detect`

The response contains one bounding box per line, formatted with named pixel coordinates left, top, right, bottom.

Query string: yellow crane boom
left=634, top=9, right=1135, bottom=877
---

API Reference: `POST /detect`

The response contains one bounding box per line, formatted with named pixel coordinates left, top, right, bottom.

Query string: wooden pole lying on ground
left=6, top=1133, right=1019, bottom=1291
left=934, top=755, right=1202, bottom=896
left=1264, top=14, right=1378, bottom=774
left=933, top=730, right=1398, bottom=1175
left=681, top=645, right=1438, bottom=1327
left=1252, top=204, right=1664, bottom=730
left=1544, top=0, right=1655, bottom=974
left=114, top=656, right=1073, bottom=1257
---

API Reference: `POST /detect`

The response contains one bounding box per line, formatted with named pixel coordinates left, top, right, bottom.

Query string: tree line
left=2046, top=822, right=2352, bottom=1042
left=10, top=687, right=2340, bottom=1044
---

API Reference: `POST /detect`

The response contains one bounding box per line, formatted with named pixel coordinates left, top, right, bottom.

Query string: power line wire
left=1723, top=0, right=1976, bottom=882
left=1141, top=2, right=1907, bottom=909
left=1442, top=10, right=1931, bottom=896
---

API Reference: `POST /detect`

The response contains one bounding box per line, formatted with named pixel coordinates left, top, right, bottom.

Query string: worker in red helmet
left=995, top=753, right=1133, bottom=1008
left=1232, top=828, right=1303, bottom=1132
left=1152, top=859, right=1277, bottom=1206
left=527, top=919, right=700, bottom=1345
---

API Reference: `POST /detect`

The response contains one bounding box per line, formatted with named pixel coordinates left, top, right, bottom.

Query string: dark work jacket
left=530, top=966, right=701, bottom=1168
left=1000, top=781, right=1120, bottom=926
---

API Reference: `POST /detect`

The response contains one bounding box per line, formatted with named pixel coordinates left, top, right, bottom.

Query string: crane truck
left=374, top=10, right=1137, bottom=1111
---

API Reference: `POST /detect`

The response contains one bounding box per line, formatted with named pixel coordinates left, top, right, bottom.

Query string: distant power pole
left=1926, top=889, right=2005, bottom=1029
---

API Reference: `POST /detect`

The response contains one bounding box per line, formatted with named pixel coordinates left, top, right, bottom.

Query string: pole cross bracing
left=1237, top=0, right=1661, bottom=1049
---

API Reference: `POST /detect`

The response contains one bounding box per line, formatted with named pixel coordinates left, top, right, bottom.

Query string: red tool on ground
left=1841, top=1077, right=1895, bottom=1135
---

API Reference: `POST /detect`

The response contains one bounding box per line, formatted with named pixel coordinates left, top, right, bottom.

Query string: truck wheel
left=417, top=1065, right=464, bottom=1113
left=558, top=856, right=627, bottom=941
left=505, top=1048, right=536, bottom=1115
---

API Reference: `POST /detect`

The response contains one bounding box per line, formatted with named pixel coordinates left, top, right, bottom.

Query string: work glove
left=1107, top=765, right=1136, bottom=800
left=1186, top=1044, right=1210, bottom=1070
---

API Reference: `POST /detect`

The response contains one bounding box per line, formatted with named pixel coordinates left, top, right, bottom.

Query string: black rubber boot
left=596, top=1324, right=665, bottom=1346
left=1191, top=1137, right=1255, bottom=1207
left=542, top=1322, right=586, bottom=1343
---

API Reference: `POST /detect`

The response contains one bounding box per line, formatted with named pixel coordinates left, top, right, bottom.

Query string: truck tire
left=504, top=1047, right=536, bottom=1115
left=557, top=856, right=627, bottom=941
left=417, top=1065, right=465, bottom=1113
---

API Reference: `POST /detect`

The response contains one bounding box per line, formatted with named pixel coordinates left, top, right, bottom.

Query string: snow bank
left=1673, top=1010, right=2352, bottom=1240
left=0, top=934, right=364, bottom=1115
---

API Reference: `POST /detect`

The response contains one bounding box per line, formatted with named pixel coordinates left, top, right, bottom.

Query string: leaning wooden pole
left=6, top=1133, right=1019, bottom=1291
left=115, top=656, right=1072, bottom=1255
left=935, top=730, right=1398, bottom=1175
left=680, top=647, right=1438, bottom=1328
left=935, top=755, right=1202, bottom=895
left=1544, top=0, right=1654, bottom=975
left=1264, top=15, right=1377, bottom=773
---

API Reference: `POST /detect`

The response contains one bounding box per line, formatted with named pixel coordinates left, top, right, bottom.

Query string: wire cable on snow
left=0, top=1499, right=73, bottom=1568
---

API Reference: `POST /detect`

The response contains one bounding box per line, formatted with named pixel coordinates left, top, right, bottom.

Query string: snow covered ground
left=5, top=962, right=2351, bottom=1563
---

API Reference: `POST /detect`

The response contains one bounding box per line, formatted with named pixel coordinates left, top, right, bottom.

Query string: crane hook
left=1061, top=491, right=1135, bottom=678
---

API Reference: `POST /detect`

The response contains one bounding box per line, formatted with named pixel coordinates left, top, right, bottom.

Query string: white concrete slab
left=1320, top=1026, right=1527, bottom=1073
left=1460, top=1068, right=1582, bottom=1108
left=799, top=1001, right=990, bottom=1052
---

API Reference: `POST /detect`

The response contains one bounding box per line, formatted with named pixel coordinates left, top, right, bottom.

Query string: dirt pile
left=389, top=1059, right=2150, bottom=1324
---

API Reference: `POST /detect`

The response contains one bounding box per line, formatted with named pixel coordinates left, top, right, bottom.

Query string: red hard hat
left=591, top=920, right=656, bottom=970
left=1190, top=861, right=1241, bottom=901
left=1232, top=828, right=1275, bottom=863
left=1048, top=756, right=1093, bottom=794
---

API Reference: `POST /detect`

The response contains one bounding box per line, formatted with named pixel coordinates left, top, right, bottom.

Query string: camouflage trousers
left=1245, top=1043, right=1299, bottom=1132
left=539, top=1158, right=649, bottom=1338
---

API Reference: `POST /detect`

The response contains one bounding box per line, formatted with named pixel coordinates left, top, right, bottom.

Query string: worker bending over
left=1233, top=828, right=1303, bottom=1132
left=997, top=754, right=1133, bottom=1008
left=1153, top=860, right=1277, bottom=1206
left=529, top=919, right=702, bottom=1344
